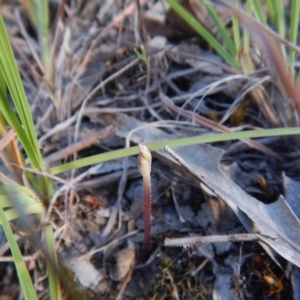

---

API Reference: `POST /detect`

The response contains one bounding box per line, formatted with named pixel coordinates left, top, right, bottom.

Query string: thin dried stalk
left=164, top=233, right=259, bottom=247
left=44, top=125, right=115, bottom=164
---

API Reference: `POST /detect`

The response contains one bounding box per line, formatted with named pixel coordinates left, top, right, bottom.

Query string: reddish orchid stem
left=142, top=174, right=151, bottom=252
left=137, top=144, right=152, bottom=253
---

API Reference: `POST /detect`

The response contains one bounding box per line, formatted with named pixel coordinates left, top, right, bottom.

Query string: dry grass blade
left=160, top=92, right=284, bottom=161
left=0, top=128, right=16, bottom=151
left=44, top=125, right=116, bottom=165
left=14, top=8, right=44, bottom=74
left=98, top=0, right=148, bottom=38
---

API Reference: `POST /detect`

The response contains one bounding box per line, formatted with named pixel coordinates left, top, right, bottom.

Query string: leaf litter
left=1, top=0, right=300, bottom=299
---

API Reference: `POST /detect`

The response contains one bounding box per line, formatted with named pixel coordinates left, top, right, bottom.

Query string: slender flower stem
left=137, top=144, right=152, bottom=253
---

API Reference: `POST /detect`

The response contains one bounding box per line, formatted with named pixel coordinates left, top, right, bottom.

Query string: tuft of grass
left=0, top=15, right=53, bottom=198
left=0, top=13, right=60, bottom=300
left=166, top=0, right=300, bottom=79
left=165, top=0, right=300, bottom=128
left=164, top=0, right=239, bottom=69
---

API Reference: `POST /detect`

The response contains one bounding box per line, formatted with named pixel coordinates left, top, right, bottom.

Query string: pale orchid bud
left=137, top=144, right=152, bottom=176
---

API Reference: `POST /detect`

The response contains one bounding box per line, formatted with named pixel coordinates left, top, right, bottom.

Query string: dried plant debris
left=66, top=258, right=104, bottom=293
left=96, top=112, right=300, bottom=297
left=221, top=149, right=284, bottom=204
left=2, top=0, right=300, bottom=298
left=109, top=248, right=135, bottom=282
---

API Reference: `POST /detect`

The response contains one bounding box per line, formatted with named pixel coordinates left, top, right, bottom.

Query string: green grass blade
left=0, top=74, right=52, bottom=196
left=0, top=186, right=44, bottom=223
left=23, top=0, right=51, bottom=79
left=0, top=81, right=29, bottom=148
left=0, top=195, right=37, bottom=208
left=26, top=0, right=37, bottom=24
left=165, top=0, right=239, bottom=69
left=204, top=1, right=236, bottom=57
left=238, top=0, right=255, bottom=74
left=0, top=204, right=44, bottom=224
left=231, top=0, right=241, bottom=52
left=273, top=0, right=285, bottom=38
left=35, top=0, right=51, bottom=80
left=251, top=0, right=267, bottom=25
left=289, top=0, right=300, bottom=72
left=0, top=185, right=38, bottom=199
left=268, top=0, right=286, bottom=59
left=243, top=0, right=252, bottom=52
left=0, top=61, right=6, bottom=97
left=50, top=127, right=300, bottom=175
left=0, top=64, right=31, bottom=159
left=0, top=205, right=38, bottom=300
left=265, top=0, right=276, bottom=29
left=45, top=225, right=62, bottom=300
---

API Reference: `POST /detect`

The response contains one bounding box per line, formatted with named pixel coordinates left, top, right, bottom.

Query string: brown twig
left=44, top=125, right=115, bottom=164
left=137, top=144, right=152, bottom=253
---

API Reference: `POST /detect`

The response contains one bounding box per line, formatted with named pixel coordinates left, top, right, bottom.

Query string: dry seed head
left=137, top=144, right=152, bottom=176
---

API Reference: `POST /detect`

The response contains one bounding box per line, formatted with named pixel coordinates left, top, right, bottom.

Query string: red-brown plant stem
left=137, top=144, right=152, bottom=253
left=142, top=174, right=151, bottom=252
